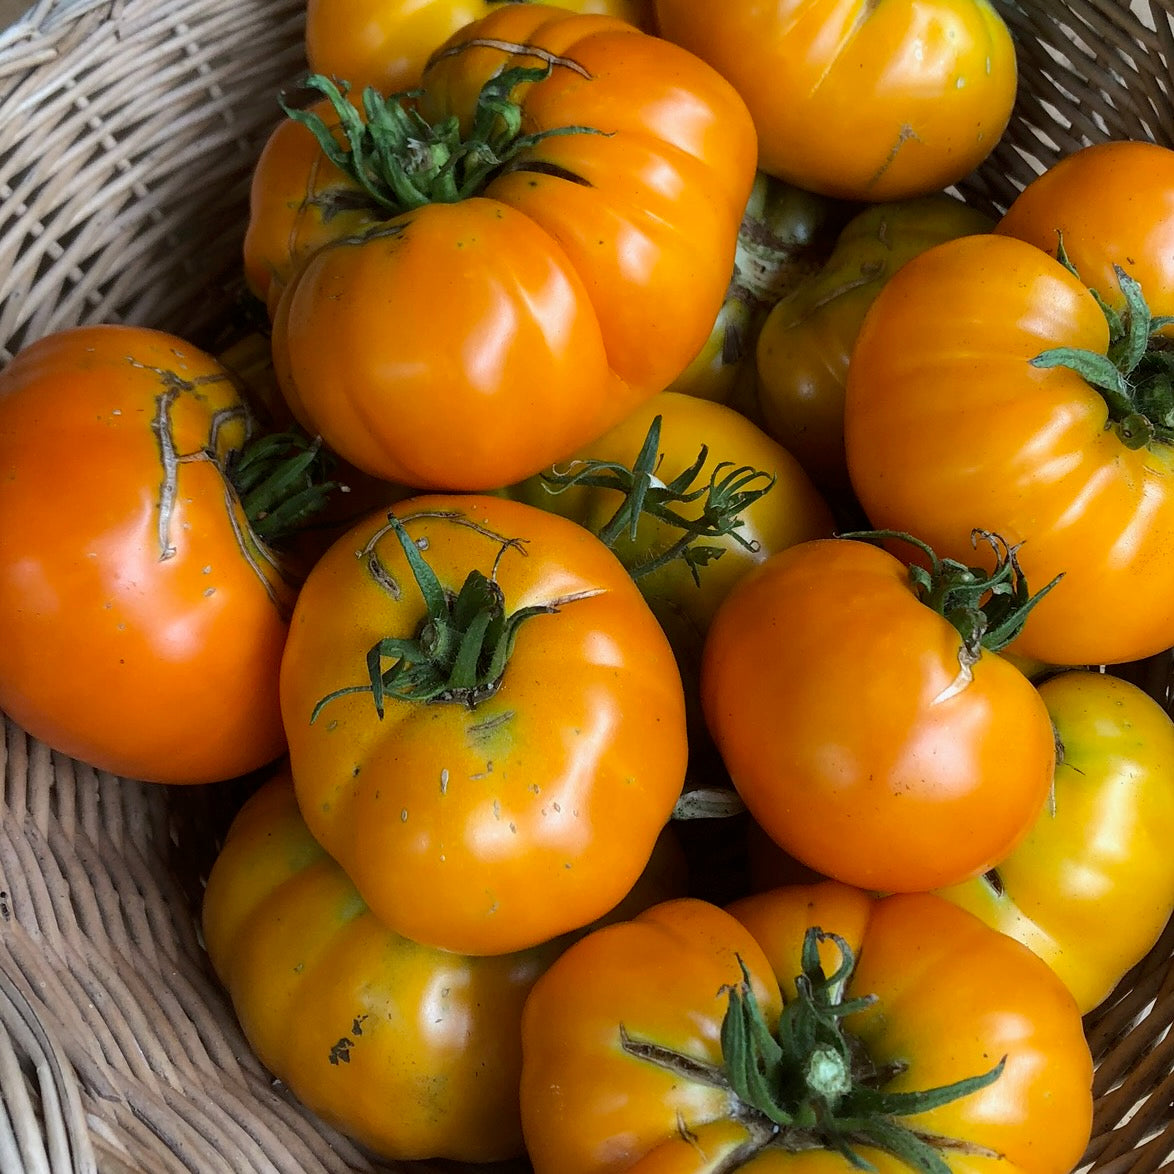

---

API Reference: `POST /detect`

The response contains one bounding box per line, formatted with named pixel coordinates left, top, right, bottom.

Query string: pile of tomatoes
left=2, top=1, right=1173, bottom=1170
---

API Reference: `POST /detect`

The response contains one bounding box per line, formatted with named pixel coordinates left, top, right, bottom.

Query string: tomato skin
left=242, top=101, right=378, bottom=317
left=699, top=538, right=1056, bottom=892
left=995, top=140, right=1174, bottom=319
left=279, top=494, right=688, bottom=956
left=306, top=0, right=657, bottom=97
left=938, top=668, right=1174, bottom=1013
left=0, top=325, right=291, bottom=784
left=269, top=5, right=758, bottom=491
left=519, top=886, right=1093, bottom=1174
left=203, top=768, right=689, bottom=1162
left=652, top=0, right=1016, bottom=201
left=843, top=231, right=1174, bottom=666
left=755, top=194, right=993, bottom=499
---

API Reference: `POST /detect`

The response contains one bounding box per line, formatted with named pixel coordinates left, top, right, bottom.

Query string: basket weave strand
left=0, top=0, right=1171, bottom=1171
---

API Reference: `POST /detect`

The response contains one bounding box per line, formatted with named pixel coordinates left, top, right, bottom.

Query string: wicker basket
left=0, top=0, right=1170, bottom=1170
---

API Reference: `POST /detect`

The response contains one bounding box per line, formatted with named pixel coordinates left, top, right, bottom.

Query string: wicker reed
left=0, top=0, right=1170, bottom=1170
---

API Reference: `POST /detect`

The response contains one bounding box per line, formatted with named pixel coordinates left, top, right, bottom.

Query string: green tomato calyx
left=227, top=428, right=342, bottom=546
left=283, top=54, right=602, bottom=215
left=539, top=414, right=776, bottom=586
left=1031, top=237, right=1174, bottom=450
left=310, top=511, right=596, bottom=721
left=621, top=927, right=1005, bottom=1171
left=839, top=529, right=1062, bottom=681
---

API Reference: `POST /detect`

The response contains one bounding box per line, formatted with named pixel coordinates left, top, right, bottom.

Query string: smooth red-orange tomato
left=652, top=0, right=1017, bottom=201
left=279, top=494, right=688, bottom=955
left=305, top=0, right=657, bottom=97
left=700, top=537, right=1056, bottom=892
left=269, top=5, right=758, bottom=490
left=0, top=324, right=292, bottom=783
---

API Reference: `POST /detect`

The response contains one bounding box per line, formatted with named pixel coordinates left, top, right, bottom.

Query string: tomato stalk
left=539, top=415, right=776, bottom=585
left=839, top=528, right=1061, bottom=692
left=622, top=928, right=1005, bottom=1172
left=283, top=61, right=600, bottom=214
left=1031, top=240, right=1174, bottom=449
left=226, top=430, right=342, bottom=544
left=311, top=511, right=596, bottom=720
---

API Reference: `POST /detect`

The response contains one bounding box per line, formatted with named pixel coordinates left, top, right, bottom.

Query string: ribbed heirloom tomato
left=652, top=0, right=1017, bottom=201
left=518, top=883, right=1093, bottom=1173
left=0, top=324, right=297, bottom=784
left=202, top=768, right=688, bottom=1163
left=279, top=494, right=688, bottom=956
left=845, top=141, right=1174, bottom=665
left=266, top=4, right=758, bottom=490
left=699, top=534, right=1057, bottom=892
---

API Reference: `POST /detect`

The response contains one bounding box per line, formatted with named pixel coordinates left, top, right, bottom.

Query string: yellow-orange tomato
left=938, top=668, right=1174, bottom=1013
left=700, top=537, right=1057, bottom=892
left=279, top=494, right=688, bottom=955
left=306, top=0, right=657, bottom=96
left=652, top=0, right=1017, bottom=201
left=0, top=324, right=292, bottom=784
left=203, top=768, right=689, bottom=1162
left=268, top=5, right=758, bottom=490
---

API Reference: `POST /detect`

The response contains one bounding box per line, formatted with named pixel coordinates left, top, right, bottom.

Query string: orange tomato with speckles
left=0, top=324, right=292, bottom=784
left=278, top=493, right=688, bottom=955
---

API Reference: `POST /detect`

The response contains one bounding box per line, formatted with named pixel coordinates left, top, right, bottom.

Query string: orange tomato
left=0, top=324, right=292, bottom=783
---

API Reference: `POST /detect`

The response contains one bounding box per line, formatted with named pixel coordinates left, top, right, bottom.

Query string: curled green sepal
left=310, top=513, right=568, bottom=722
left=540, top=415, right=776, bottom=586
left=281, top=63, right=603, bottom=215
left=225, top=428, right=342, bottom=545
left=1031, top=237, right=1174, bottom=450
left=838, top=528, right=1062, bottom=686
left=620, top=927, right=1006, bottom=1172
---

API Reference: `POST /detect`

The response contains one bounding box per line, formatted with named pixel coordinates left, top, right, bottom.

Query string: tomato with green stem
left=0, top=324, right=335, bottom=785
left=937, top=667, right=1174, bottom=1013
left=844, top=227, right=1174, bottom=666
left=700, top=530, right=1058, bottom=892
left=519, top=883, right=1093, bottom=1173
left=203, top=766, right=688, bottom=1163
left=268, top=5, right=758, bottom=490
left=279, top=494, right=688, bottom=955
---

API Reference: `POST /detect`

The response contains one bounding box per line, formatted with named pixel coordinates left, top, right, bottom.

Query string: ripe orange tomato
left=268, top=5, right=758, bottom=490
left=844, top=230, right=1174, bottom=665
left=0, top=325, right=293, bottom=784
left=279, top=494, right=688, bottom=955
left=652, top=0, right=1017, bottom=201
left=519, top=884, right=1093, bottom=1173
left=700, top=536, right=1056, bottom=892
left=305, top=0, right=657, bottom=97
